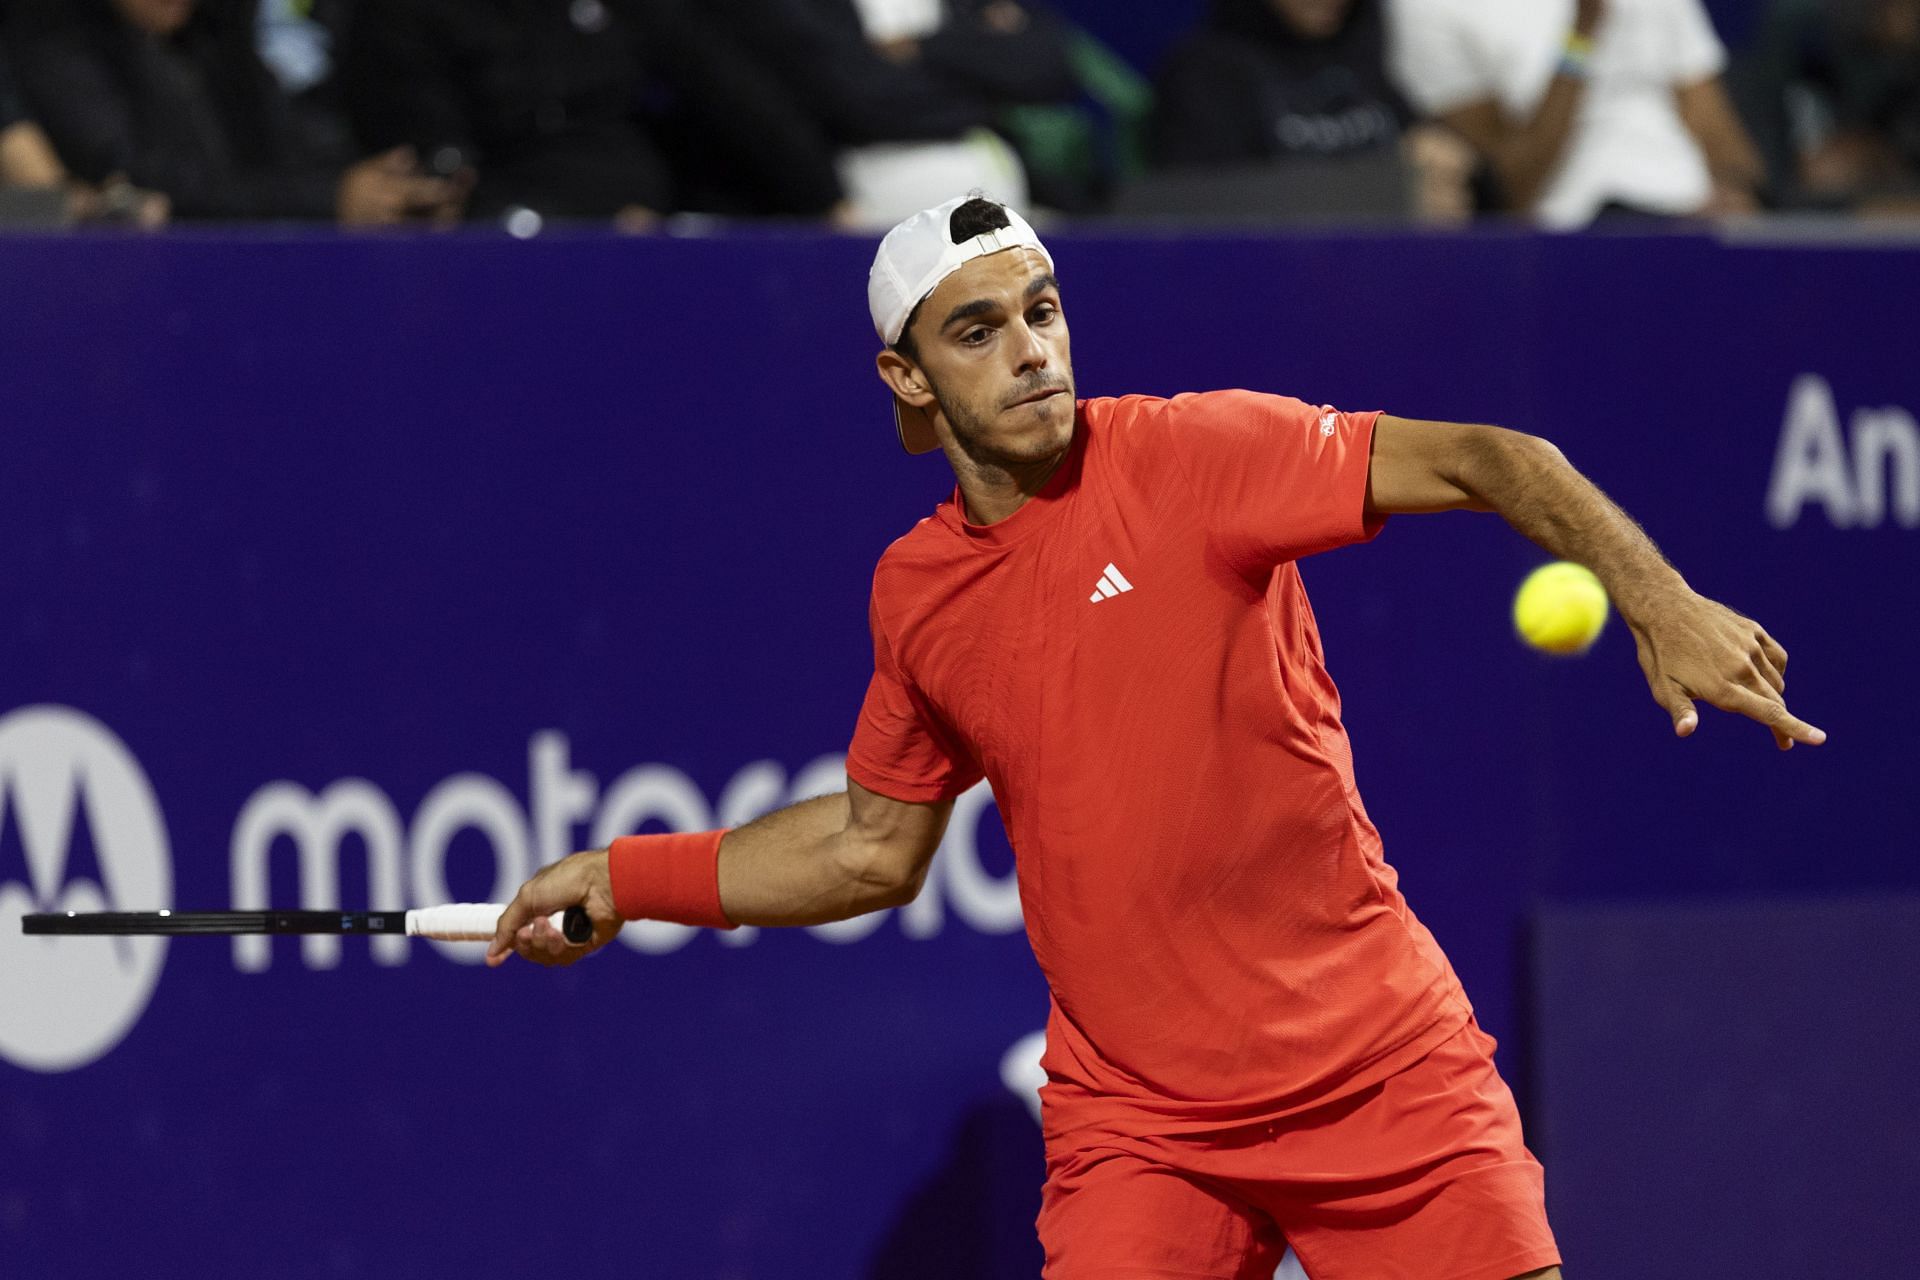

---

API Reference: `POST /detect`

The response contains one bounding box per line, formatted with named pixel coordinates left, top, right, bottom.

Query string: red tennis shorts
left=1037, top=1019, right=1560, bottom=1280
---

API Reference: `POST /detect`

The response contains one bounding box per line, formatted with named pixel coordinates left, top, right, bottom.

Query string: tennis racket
left=21, top=904, right=594, bottom=945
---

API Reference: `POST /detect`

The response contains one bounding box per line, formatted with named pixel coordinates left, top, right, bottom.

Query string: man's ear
left=876, top=348, right=937, bottom=409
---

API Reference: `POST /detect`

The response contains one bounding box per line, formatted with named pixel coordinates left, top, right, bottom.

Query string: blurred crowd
left=1, top=0, right=1916, bottom=231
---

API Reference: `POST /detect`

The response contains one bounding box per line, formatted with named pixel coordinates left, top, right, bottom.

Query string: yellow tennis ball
left=1513, top=561, right=1609, bottom=655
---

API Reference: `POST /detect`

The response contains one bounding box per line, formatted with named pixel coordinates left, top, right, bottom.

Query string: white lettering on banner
left=230, top=780, right=407, bottom=971
left=228, top=733, right=1026, bottom=971
left=531, top=731, right=595, bottom=869
left=0, top=706, right=172, bottom=1073
left=0, top=712, right=1026, bottom=1065
left=1767, top=374, right=1920, bottom=530
left=1854, top=407, right=1920, bottom=527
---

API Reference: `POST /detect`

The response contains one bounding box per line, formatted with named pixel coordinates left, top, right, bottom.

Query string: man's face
left=1266, top=0, right=1353, bottom=39
left=891, top=248, right=1075, bottom=469
left=111, top=0, right=196, bottom=36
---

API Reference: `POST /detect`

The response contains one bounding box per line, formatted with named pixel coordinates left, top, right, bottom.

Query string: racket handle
left=405, top=903, right=595, bottom=945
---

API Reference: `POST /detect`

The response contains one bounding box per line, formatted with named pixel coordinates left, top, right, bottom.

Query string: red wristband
left=607, top=830, right=733, bottom=929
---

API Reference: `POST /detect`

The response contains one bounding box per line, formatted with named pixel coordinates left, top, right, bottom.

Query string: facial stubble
left=928, top=372, right=1076, bottom=473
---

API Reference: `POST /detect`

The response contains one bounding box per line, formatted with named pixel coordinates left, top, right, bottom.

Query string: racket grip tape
left=405, top=903, right=595, bottom=945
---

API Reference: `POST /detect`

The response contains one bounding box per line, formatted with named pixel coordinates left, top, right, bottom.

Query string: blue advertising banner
left=2, top=224, right=1915, bottom=1276
left=1535, top=895, right=1920, bottom=1278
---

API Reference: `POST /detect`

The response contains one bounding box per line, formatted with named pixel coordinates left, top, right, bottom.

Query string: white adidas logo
left=1088, top=563, right=1135, bottom=603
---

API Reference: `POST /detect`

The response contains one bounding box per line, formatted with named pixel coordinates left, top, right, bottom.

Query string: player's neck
left=951, top=447, right=1069, bottom=526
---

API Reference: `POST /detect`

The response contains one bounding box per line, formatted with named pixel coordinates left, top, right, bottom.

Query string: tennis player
left=490, top=196, right=1823, bottom=1278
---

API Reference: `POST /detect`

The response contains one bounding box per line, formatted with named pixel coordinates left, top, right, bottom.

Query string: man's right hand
left=486, top=849, right=624, bottom=968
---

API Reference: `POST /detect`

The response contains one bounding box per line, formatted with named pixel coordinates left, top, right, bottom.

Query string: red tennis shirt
left=845, top=391, right=1473, bottom=1145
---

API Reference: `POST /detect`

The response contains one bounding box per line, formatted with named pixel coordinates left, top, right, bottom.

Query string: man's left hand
left=1628, top=590, right=1825, bottom=750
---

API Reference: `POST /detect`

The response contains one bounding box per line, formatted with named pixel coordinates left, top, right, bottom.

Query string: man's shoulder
left=870, top=511, right=961, bottom=594
left=876, top=512, right=949, bottom=558
left=1087, top=389, right=1317, bottom=444
left=1085, top=389, right=1306, bottom=416
left=1080, top=393, right=1178, bottom=452
left=867, top=512, right=986, bottom=652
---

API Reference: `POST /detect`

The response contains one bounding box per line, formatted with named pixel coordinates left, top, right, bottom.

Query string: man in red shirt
left=490, top=196, right=1823, bottom=1278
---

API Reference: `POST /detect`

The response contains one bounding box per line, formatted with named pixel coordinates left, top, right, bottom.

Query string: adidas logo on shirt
left=1088, top=563, right=1135, bottom=603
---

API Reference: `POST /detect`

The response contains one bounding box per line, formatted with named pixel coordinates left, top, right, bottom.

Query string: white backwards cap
left=868, top=195, right=1054, bottom=455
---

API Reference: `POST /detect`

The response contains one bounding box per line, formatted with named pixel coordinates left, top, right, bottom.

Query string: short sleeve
left=845, top=596, right=984, bottom=804
left=1386, top=0, right=1490, bottom=117
left=1161, top=390, right=1385, bottom=578
left=1666, top=0, right=1727, bottom=85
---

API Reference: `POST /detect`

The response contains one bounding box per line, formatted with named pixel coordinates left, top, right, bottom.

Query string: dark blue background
left=2, top=224, right=1915, bottom=1276
left=1537, top=896, right=1920, bottom=1277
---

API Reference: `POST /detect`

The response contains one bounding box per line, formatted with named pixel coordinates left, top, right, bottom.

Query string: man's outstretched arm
left=1364, top=414, right=1826, bottom=750
left=486, top=780, right=951, bottom=966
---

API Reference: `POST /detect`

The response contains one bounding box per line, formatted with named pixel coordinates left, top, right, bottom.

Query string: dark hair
left=890, top=197, right=1014, bottom=362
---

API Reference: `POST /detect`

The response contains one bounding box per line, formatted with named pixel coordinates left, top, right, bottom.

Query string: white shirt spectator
left=834, top=0, right=1032, bottom=229
left=850, top=0, right=943, bottom=42
left=1388, top=0, right=1727, bottom=227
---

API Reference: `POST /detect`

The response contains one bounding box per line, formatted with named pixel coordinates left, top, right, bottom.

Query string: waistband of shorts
left=1041, top=1002, right=1475, bottom=1155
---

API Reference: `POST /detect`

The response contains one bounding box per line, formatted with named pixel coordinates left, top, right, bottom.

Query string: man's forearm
left=1452, top=426, right=1824, bottom=748
left=715, top=791, right=917, bottom=927
left=1462, top=431, right=1687, bottom=623
left=489, top=788, right=926, bottom=965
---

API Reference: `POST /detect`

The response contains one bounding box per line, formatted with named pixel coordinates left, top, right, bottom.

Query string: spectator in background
left=1150, top=0, right=1409, bottom=167
left=1387, top=0, right=1766, bottom=226
left=341, top=0, right=845, bottom=227
left=1734, top=0, right=1920, bottom=211
left=2, top=31, right=170, bottom=224
left=711, top=0, right=1081, bottom=227
left=342, top=0, right=669, bottom=228
left=9, top=0, right=457, bottom=223
left=1144, top=0, right=1477, bottom=223
left=840, top=0, right=1080, bottom=220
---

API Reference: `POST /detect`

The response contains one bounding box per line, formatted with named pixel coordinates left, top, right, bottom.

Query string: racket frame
left=21, top=906, right=594, bottom=944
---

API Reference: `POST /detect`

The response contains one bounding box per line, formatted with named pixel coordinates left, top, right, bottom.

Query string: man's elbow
left=836, top=839, right=932, bottom=910
left=1507, top=427, right=1565, bottom=467
left=1451, top=425, right=1563, bottom=507
left=1469, top=424, right=1563, bottom=474
left=871, top=862, right=931, bottom=910
left=863, top=862, right=930, bottom=912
